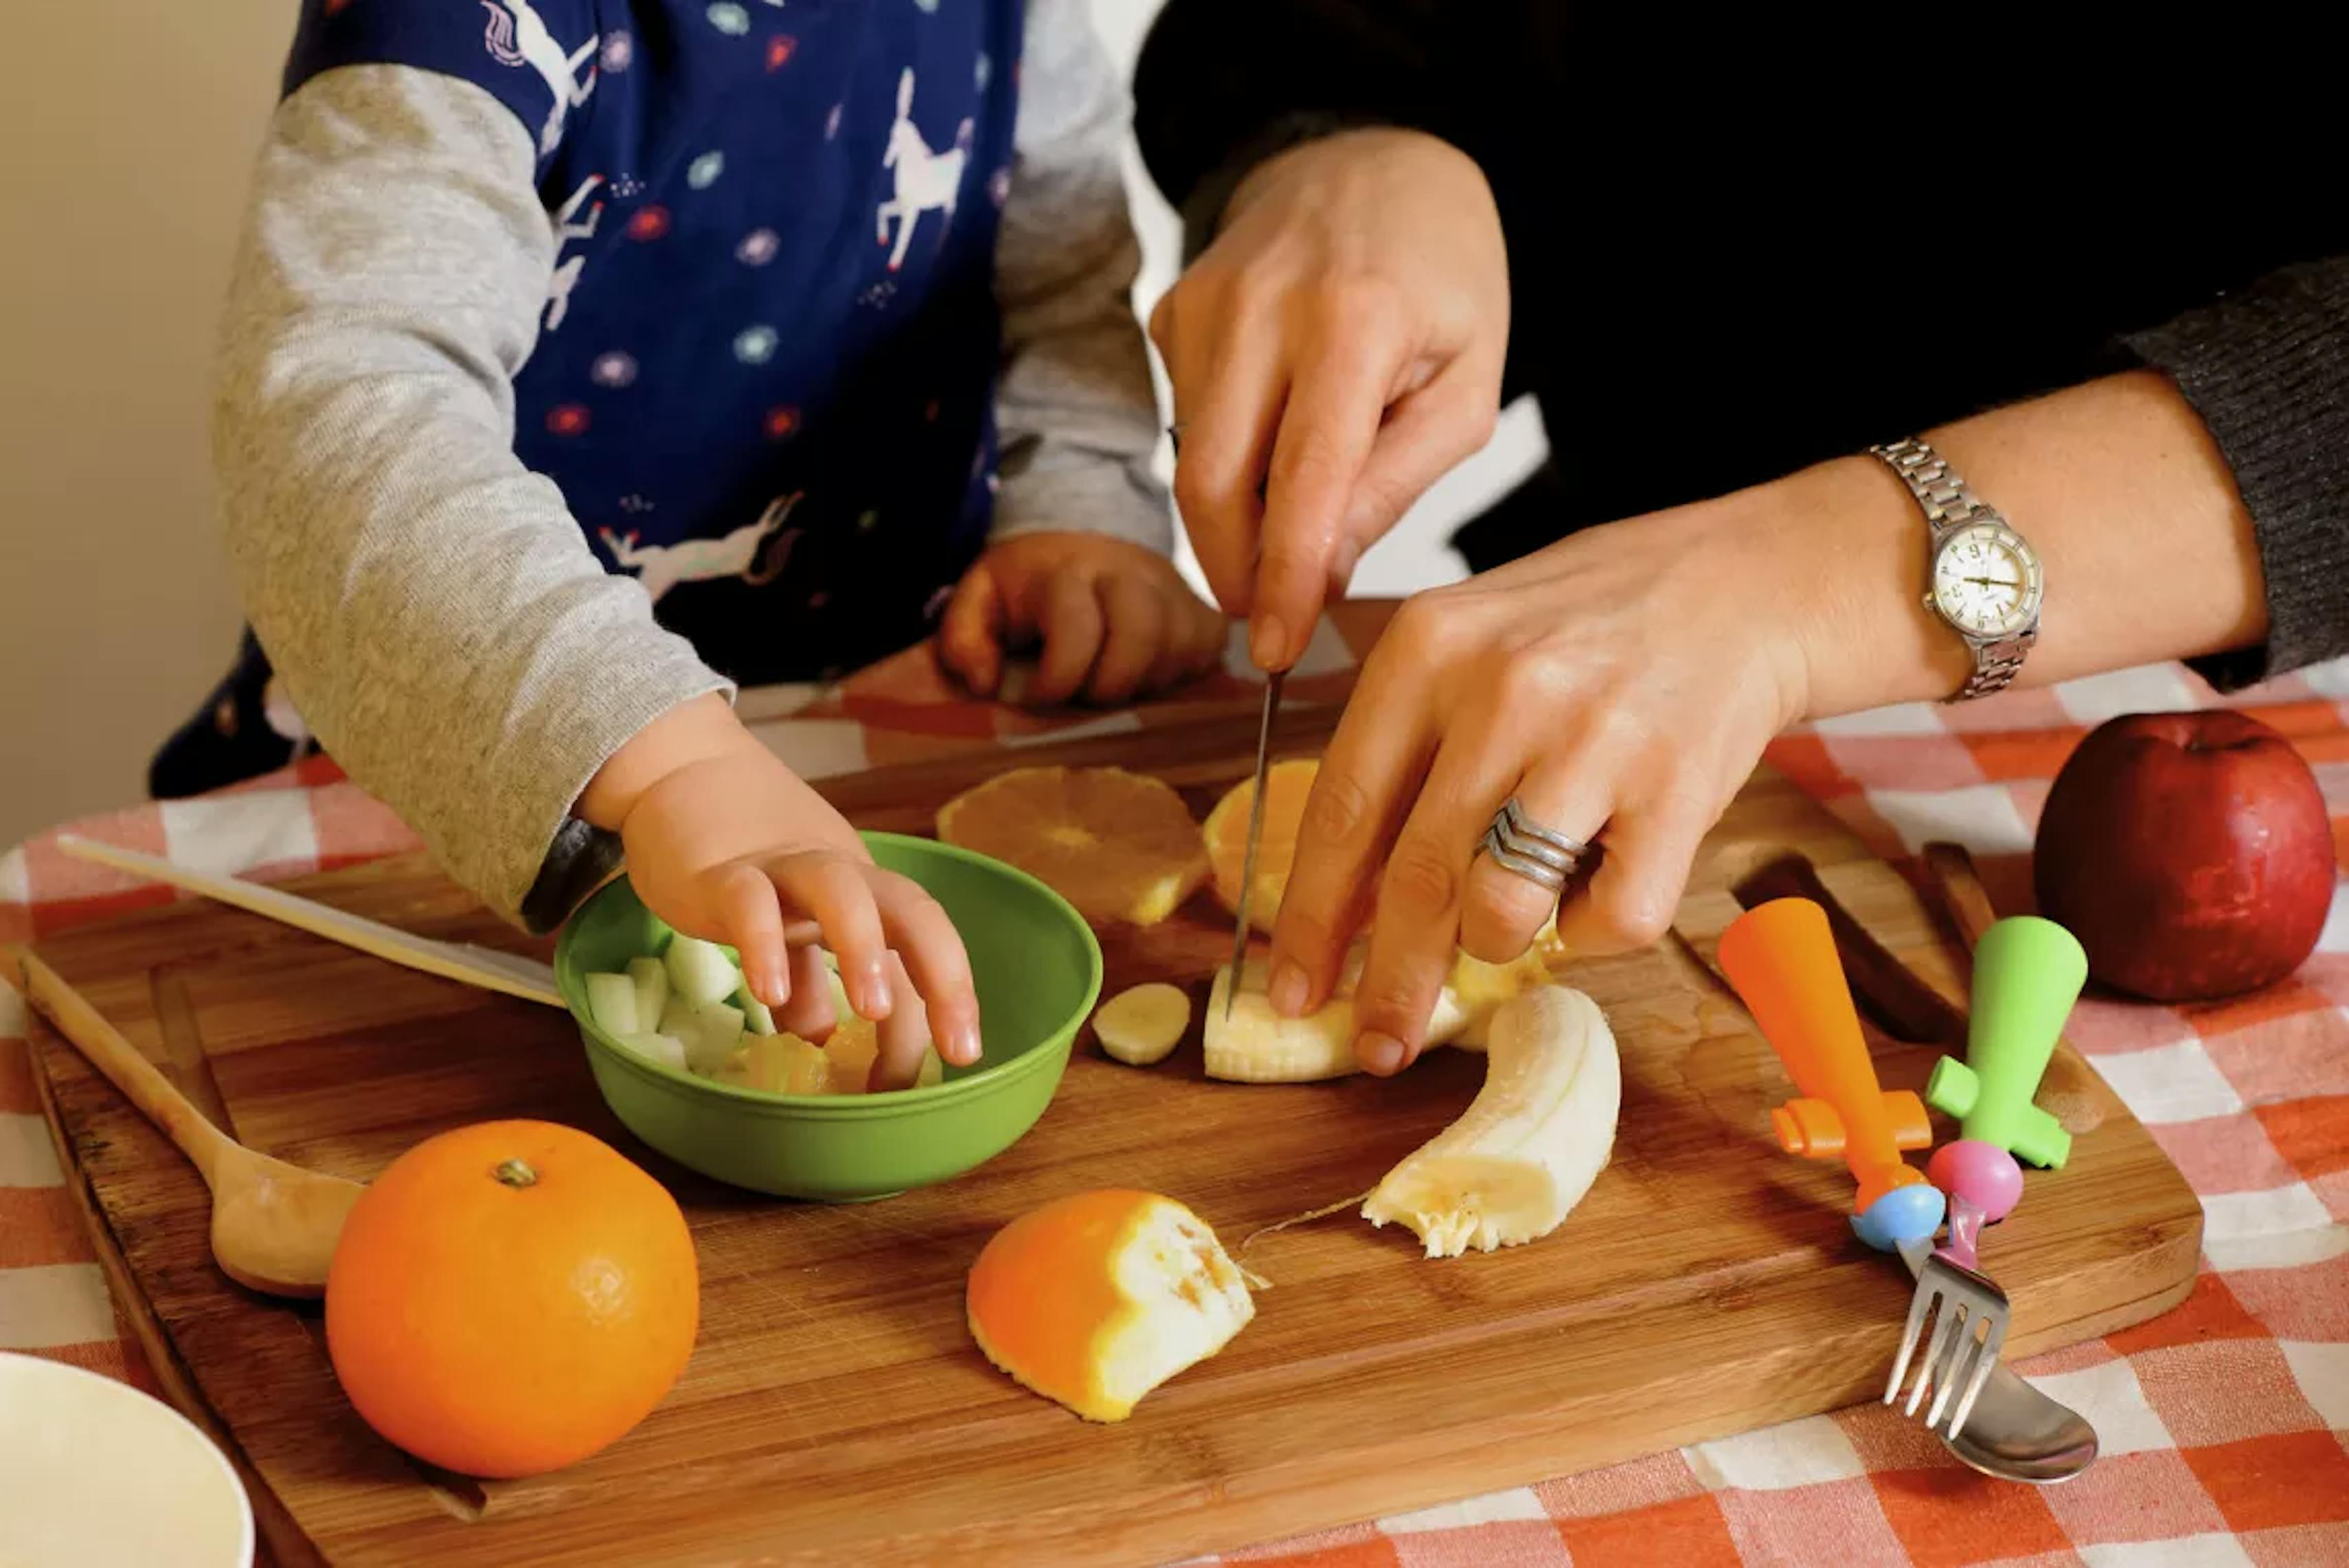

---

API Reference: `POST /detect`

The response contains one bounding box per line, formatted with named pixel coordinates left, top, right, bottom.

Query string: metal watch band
left=1954, top=638, right=2032, bottom=700
left=1868, top=438, right=2035, bottom=701
left=1870, top=437, right=1989, bottom=535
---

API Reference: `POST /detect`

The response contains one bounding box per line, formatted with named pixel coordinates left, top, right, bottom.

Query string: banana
left=1093, top=983, right=1192, bottom=1067
left=1203, top=954, right=1380, bottom=1082
left=1361, top=985, right=1620, bottom=1258
left=1201, top=946, right=1550, bottom=1082
left=1446, top=950, right=1558, bottom=1047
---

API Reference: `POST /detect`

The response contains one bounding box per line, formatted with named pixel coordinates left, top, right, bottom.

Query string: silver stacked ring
left=1479, top=797, right=1587, bottom=894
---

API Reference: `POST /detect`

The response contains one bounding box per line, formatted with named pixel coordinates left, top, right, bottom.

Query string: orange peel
left=966, top=1190, right=1253, bottom=1422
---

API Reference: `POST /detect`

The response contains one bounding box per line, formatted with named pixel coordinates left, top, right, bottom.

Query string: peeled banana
left=1362, top=985, right=1620, bottom=1258
left=1201, top=946, right=1550, bottom=1083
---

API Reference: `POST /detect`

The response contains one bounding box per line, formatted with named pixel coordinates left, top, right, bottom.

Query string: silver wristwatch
left=1868, top=438, right=2043, bottom=701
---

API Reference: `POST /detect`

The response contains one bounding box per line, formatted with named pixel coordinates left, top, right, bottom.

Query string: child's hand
left=579, top=695, right=981, bottom=1089
left=940, top=532, right=1228, bottom=707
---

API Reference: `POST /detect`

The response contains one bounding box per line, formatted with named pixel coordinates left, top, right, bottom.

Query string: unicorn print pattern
left=481, top=0, right=598, bottom=156
left=876, top=69, right=973, bottom=271
left=263, top=0, right=1023, bottom=697
left=543, top=174, right=604, bottom=331
left=598, top=493, right=802, bottom=603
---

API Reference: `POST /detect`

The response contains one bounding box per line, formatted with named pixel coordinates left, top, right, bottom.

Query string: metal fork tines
left=1889, top=1238, right=2010, bottom=1443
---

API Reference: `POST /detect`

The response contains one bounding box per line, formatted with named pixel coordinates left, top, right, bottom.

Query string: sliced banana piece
left=1093, top=983, right=1192, bottom=1067
left=1201, top=945, right=1550, bottom=1082
left=1363, top=985, right=1620, bottom=1258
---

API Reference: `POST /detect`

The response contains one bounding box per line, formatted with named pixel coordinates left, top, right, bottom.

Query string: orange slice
left=936, top=766, right=1207, bottom=927
left=966, top=1190, right=1253, bottom=1423
left=1201, top=757, right=1319, bottom=931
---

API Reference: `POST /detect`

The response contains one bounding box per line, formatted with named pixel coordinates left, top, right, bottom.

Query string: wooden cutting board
left=27, top=714, right=2201, bottom=1568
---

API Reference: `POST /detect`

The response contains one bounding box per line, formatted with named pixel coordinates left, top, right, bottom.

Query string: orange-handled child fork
left=1718, top=898, right=1946, bottom=1251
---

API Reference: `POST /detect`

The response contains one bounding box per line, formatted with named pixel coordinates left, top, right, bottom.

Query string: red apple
left=2034, top=710, right=2336, bottom=1002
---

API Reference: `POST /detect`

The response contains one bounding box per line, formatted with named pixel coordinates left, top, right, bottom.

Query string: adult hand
left=1265, top=482, right=1832, bottom=1076
left=1150, top=128, right=1509, bottom=670
left=1262, top=368, right=2286, bottom=1077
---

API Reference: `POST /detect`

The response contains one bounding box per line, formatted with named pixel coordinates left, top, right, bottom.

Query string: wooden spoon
left=3, top=945, right=363, bottom=1297
left=1916, top=844, right=2108, bottom=1136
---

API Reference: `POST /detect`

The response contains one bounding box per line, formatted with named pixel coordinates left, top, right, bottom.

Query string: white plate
left=0, top=1350, right=253, bottom=1567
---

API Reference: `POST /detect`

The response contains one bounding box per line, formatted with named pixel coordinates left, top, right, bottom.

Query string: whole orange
left=325, top=1120, right=699, bottom=1478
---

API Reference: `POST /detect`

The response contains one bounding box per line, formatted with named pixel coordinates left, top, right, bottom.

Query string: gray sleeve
left=2122, top=256, right=2349, bottom=690
left=214, top=64, right=729, bottom=932
left=987, top=0, right=1174, bottom=552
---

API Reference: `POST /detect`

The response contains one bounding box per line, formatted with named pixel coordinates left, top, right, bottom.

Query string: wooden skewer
left=52, top=836, right=826, bottom=1005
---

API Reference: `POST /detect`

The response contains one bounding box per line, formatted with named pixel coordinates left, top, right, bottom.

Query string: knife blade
left=1223, top=670, right=1286, bottom=1019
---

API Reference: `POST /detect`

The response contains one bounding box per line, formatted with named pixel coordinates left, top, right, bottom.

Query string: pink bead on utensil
left=1928, top=1139, right=2024, bottom=1225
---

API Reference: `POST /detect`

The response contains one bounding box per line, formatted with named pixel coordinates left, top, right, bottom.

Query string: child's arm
left=939, top=0, right=1229, bottom=705
left=213, top=66, right=977, bottom=1076
left=216, top=65, right=701, bottom=933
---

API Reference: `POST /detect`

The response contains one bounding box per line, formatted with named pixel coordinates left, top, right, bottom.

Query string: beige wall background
left=0, top=0, right=1536, bottom=852
left=0, top=1, right=300, bottom=847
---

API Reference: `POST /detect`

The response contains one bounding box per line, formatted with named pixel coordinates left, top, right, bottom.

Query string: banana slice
left=1201, top=946, right=1548, bottom=1082
left=1362, top=986, right=1620, bottom=1258
left=1093, top=983, right=1192, bottom=1067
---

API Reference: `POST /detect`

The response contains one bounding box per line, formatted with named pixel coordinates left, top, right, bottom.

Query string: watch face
left=1931, top=522, right=2042, bottom=639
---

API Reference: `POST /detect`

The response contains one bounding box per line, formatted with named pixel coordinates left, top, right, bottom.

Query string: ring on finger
left=1498, top=796, right=1588, bottom=861
left=1479, top=795, right=1588, bottom=894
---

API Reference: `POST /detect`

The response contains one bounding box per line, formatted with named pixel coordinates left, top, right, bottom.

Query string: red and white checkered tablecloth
left=5, top=616, right=2346, bottom=1568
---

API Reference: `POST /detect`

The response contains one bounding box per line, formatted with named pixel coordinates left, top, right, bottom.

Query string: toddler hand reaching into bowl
left=581, top=695, right=981, bottom=1092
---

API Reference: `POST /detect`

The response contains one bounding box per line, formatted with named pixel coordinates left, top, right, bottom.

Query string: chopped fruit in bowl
left=936, top=766, right=1208, bottom=927
left=579, top=932, right=944, bottom=1095
left=556, top=832, right=1102, bottom=1201
left=966, top=1189, right=1253, bottom=1422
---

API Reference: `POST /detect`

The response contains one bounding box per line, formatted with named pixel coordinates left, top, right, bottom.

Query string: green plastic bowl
left=554, top=832, right=1102, bottom=1201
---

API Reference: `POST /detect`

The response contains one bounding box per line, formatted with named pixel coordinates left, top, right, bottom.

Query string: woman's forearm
left=1778, top=370, right=2268, bottom=720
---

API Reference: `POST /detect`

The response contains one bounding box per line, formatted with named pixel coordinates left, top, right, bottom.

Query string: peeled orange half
left=936, top=766, right=1207, bottom=927
left=966, top=1190, right=1253, bottom=1423
left=1203, top=757, right=1319, bottom=931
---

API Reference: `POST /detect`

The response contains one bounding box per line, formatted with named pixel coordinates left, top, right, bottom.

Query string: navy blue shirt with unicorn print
left=281, top=0, right=1023, bottom=684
